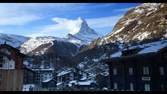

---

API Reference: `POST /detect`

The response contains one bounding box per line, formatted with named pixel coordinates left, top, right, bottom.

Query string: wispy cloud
left=28, top=15, right=122, bottom=37
left=0, top=15, right=41, bottom=26
left=0, top=3, right=138, bottom=37
left=0, top=3, right=90, bottom=26
left=0, top=4, right=43, bottom=26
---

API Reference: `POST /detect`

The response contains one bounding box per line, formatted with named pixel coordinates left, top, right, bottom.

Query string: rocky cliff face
left=90, top=3, right=167, bottom=47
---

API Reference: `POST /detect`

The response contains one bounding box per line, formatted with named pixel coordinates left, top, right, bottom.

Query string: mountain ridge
left=89, top=3, right=167, bottom=47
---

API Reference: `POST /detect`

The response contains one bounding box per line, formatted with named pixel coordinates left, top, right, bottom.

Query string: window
left=0, top=62, right=2, bottom=68
left=0, top=74, right=2, bottom=86
left=0, top=74, right=2, bottom=80
left=0, top=56, right=3, bottom=67
left=113, top=68, right=117, bottom=75
left=144, top=84, right=150, bottom=91
left=113, top=82, right=118, bottom=90
left=143, top=67, right=149, bottom=75
left=130, top=83, right=134, bottom=91
left=160, top=67, right=164, bottom=76
left=142, top=77, right=151, bottom=81
left=129, top=67, right=133, bottom=75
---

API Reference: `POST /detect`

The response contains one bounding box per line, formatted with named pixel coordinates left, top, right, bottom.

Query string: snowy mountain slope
left=90, top=3, right=167, bottom=46
left=67, top=17, right=101, bottom=45
left=0, top=33, right=29, bottom=48
left=29, top=39, right=78, bottom=56
left=20, top=36, right=68, bottom=54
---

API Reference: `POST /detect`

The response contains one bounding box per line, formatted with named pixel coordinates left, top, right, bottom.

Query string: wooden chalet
left=0, top=43, right=26, bottom=91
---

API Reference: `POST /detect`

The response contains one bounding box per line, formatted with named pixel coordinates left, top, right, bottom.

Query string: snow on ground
left=92, top=58, right=99, bottom=62
left=115, top=35, right=124, bottom=43
left=78, top=63, right=85, bottom=69
left=22, top=84, right=35, bottom=91
left=133, top=32, right=151, bottom=41
left=138, top=20, right=142, bottom=25
left=146, top=11, right=153, bottom=16
left=134, top=8, right=144, bottom=14
left=141, top=3, right=161, bottom=8
left=135, top=3, right=160, bottom=14
left=124, top=19, right=136, bottom=26
left=102, top=87, right=108, bottom=90
left=164, top=32, right=167, bottom=38
left=110, top=51, right=122, bottom=58
left=111, top=27, right=125, bottom=35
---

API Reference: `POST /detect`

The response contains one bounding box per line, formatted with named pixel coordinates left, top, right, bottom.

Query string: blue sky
left=0, top=3, right=140, bottom=38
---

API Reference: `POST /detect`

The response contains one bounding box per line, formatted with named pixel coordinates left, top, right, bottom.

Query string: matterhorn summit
left=67, top=17, right=100, bottom=45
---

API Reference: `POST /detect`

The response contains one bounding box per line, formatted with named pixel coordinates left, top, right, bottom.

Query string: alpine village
left=0, top=3, right=167, bottom=91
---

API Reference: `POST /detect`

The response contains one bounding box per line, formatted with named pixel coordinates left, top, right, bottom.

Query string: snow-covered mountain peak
left=76, top=17, right=98, bottom=35
left=67, top=17, right=100, bottom=45
left=68, top=17, right=91, bottom=35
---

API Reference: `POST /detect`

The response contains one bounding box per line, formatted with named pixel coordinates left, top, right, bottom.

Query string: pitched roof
left=0, top=43, right=26, bottom=57
left=110, top=40, right=167, bottom=58
left=103, top=40, right=167, bottom=63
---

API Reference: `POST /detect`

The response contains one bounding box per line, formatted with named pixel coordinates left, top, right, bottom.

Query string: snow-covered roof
left=80, top=76, right=87, bottom=81
left=110, top=40, right=167, bottom=58
left=22, top=84, right=35, bottom=91
left=32, top=68, right=54, bottom=71
left=68, top=80, right=77, bottom=83
left=57, top=69, right=72, bottom=76
left=42, top=77, right=54, bottom=83
left=68, top=80, right=96, bottom=86
left=138, top=40, right=167, bottom=54
left=39, top=68, right=54, bottom=71
left=57, top=82, right=63, bottom=86
left=110, top=51, right=122, bottom=58
left=77, top=80, right=96, bottom=85
left=68, top=80, right=78, bottom=86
